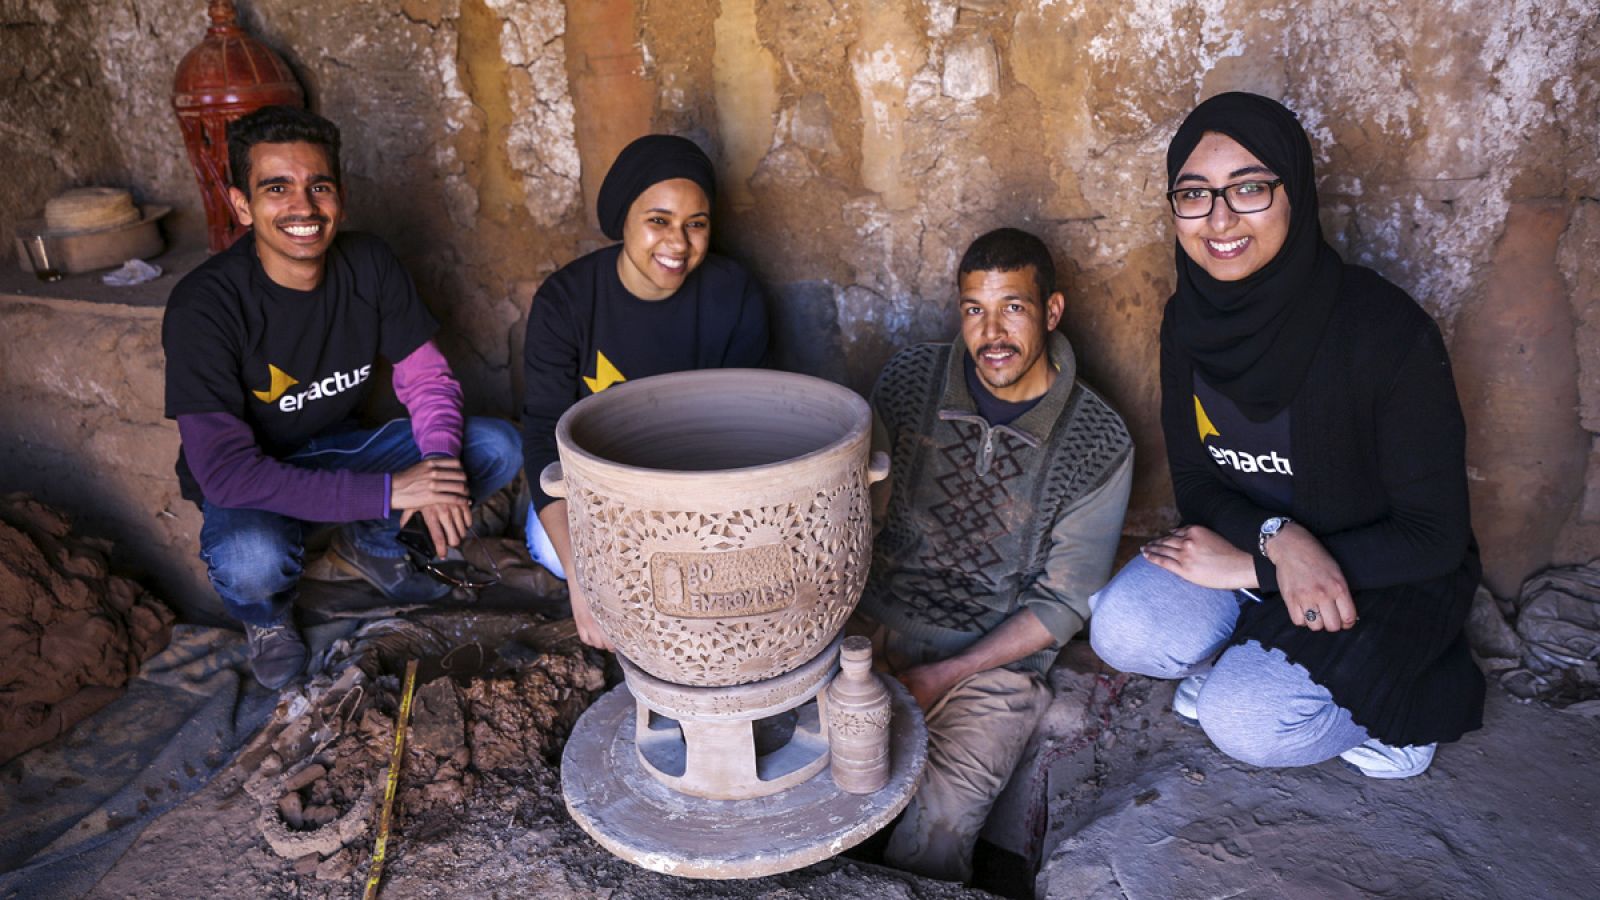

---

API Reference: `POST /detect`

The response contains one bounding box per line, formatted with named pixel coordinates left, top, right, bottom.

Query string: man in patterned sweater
left=858, top=228, right=1133, bottom=882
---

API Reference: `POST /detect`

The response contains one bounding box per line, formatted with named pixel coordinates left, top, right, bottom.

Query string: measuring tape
left=363, top=658, right=419, bottom=900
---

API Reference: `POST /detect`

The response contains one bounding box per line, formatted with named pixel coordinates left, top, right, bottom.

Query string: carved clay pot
left=540, top=369, right=888, bottom=687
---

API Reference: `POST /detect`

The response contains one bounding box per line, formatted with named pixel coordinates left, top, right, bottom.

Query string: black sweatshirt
left=1160, top=264, right=1484, bottom=746
left=521, top=245, right=769, bottom=511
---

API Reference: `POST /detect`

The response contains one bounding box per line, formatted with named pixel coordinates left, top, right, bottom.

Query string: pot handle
left=868, top=450, right=890, bottom=485
left=538, top=461, right=567, bottom=499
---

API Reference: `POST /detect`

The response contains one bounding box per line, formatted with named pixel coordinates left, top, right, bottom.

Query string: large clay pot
left=540, top=369, right=888, bottom=687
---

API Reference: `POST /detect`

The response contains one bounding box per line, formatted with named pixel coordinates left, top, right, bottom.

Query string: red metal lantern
left=172, top=0, right=304, bottom=253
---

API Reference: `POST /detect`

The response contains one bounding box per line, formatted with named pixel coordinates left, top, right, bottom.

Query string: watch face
left=1259, top=517, right=1290, bottom=557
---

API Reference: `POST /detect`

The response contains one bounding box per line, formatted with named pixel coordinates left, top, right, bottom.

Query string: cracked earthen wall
left=0, top=0, right=1595, bottom=614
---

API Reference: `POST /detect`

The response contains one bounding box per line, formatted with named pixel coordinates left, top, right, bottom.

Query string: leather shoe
left=245, top=620, right=308, bottom=690
left=329, top=529, right=451, bottom=604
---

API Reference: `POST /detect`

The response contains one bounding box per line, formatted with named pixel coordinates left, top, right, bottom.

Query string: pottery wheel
left=561, top=679, right=927, bottom=879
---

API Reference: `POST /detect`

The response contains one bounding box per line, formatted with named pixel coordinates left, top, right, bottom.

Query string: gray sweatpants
left=1088, top=556, right=1370, bottom=767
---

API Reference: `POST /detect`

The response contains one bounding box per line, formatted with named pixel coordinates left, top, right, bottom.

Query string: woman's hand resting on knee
left=1263, top=523, right=1357, bottom=632
left=1141, top=524, right=1358, bottom=632
left=1141, top=525, right=1256, bottom=589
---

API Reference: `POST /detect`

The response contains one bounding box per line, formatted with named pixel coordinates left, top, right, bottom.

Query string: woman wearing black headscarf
left=1090, top=93, right=1483, bottom=778
left=521, top=135, right=769, bottom=648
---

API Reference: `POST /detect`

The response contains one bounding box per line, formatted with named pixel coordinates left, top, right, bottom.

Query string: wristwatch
left=1258, top=516, right=1292, bottom=557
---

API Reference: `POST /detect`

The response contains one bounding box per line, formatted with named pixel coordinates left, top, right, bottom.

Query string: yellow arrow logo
left=253, top=364, right=300, bottom=403
left=582, top=350, right=627, bottom=394
left=1194, top=394, right=1220, bottom=442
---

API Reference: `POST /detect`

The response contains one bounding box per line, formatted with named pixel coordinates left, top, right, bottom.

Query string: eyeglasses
left=395, top=526, right=502, bottom=590
left=1166, top=179, right=1283, bottom=219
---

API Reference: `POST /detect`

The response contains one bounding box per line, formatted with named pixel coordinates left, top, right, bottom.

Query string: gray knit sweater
left=860, top=333, right=1134, bottom=675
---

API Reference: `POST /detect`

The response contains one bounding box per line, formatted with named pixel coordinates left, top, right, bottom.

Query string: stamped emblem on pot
left=650, top=545, right=798, bottom=618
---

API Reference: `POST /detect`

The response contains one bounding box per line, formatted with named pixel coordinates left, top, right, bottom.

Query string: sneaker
left=245, top=620, right=308, bottom=690
left=1338, top=739, right=1436, bottom=779
left=329, top=530, right=452, bottom=604
left=1172, top=672, right=1205, bottom=724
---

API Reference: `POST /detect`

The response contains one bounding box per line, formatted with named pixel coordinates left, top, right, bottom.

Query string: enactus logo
left=253, top=363, right=372, bottom=412
left=1195, top=394, right=1293, bottom=476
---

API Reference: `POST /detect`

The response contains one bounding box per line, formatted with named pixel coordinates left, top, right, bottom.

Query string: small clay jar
left=827, top=635, right=891, bottom=794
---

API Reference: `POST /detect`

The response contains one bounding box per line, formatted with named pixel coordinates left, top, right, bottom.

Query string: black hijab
left=596, top=134, right=718, bottom=240
left=1165, top=92, right=1343, bottom=421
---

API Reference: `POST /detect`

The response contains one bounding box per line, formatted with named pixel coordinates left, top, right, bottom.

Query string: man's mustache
left=977, top=343, right=1021, bottom=357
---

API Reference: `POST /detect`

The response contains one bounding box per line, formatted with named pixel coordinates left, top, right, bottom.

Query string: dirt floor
left=75, top=613, right=990, bottom=900
left=83, top=760, right=987, bottom=899
left=1037, top=675, right=1600, bottom=899
left=9, top=495, right=1594, bottom=897
left=63, top=616, right=1599, bottom=900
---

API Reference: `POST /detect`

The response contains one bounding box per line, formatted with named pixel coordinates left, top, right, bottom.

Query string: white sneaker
left=1338, top=739, right=1436, bottom=779
left=1172, top=673, right=1205, bottom=724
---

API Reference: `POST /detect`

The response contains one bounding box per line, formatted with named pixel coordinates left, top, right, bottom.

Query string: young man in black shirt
left=163, top=107, right=520, bottom=689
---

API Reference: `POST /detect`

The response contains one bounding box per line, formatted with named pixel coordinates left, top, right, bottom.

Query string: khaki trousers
left=880, top=636, right=1051, bottom=883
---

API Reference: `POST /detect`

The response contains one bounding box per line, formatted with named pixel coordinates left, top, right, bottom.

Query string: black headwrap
left=1165, top=92, right=1343, bottom=421
left=596, top=134, right=717, bottom=240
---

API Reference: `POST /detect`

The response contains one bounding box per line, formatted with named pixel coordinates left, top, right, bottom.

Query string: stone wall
left=1, top=1, right=133, bottom=242
left=1, top=0, right=1595, bottom=612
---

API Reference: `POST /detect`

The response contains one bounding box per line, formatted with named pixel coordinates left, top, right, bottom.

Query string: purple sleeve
left=392, top=339, right=464, bottom=458
left=178, top=413, right=391, bottom=522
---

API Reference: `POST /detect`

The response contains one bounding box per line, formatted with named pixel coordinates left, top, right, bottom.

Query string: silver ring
left=1303, top=608, right=1319, bottom=624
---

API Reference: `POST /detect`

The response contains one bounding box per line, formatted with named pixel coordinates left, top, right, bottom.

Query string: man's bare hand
left=1141, top=524, right=1258, bottom=590
left=568, top=578, right=613, bottom=651
left=1266, top=523, right=1357, bottom=632
left=416, top=501, right=472, bottom=558
left=897, top=661, right=962, bottom=713
left=393, top=458, right=470, bottom=556
left=392, top=457, right=470, bottom=514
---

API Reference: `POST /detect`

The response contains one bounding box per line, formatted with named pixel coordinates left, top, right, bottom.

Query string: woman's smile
left=1172, top=133, right=1291, bottom=282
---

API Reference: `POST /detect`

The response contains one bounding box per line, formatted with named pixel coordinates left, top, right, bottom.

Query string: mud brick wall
left=0, top=296, right=213, bottom=617
left=1, top=0, right=1596, bottom=613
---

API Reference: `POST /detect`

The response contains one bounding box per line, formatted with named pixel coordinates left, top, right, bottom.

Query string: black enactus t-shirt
left=1192, top=370, right=1293, bottom=511
left=520, top=244, right=770, bottom=510
left=163, top=231, right=438, bottom=496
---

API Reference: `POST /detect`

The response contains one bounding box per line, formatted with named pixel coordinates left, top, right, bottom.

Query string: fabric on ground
left=0, top=622, right=356, bottom=899
left=1490, top=558, right=1600, bottom=712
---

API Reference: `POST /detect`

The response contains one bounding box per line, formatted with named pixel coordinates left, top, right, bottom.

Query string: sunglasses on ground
left=394, top=525, right=502, bottom=590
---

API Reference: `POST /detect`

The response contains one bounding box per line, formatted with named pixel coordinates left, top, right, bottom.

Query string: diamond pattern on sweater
left=924, top=435, right=1022, bottom=576
left=883, top=570, right=997, bottom=632
left=1025, top=383, right=1132, bottom=573
left=863, top=340, right=1133, bottom=644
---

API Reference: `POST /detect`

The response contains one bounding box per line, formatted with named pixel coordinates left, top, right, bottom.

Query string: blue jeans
left=1089, top=556, right=1369, bottom=767
left=199, top=417, right=521, bottom=627
left=523, top=504, right=567, bottom=580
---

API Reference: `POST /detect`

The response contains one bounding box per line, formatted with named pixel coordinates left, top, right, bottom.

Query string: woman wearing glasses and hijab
left=1090, top=92, right=1483, bottom=778
left=521, top=135, right=769, bottom=650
